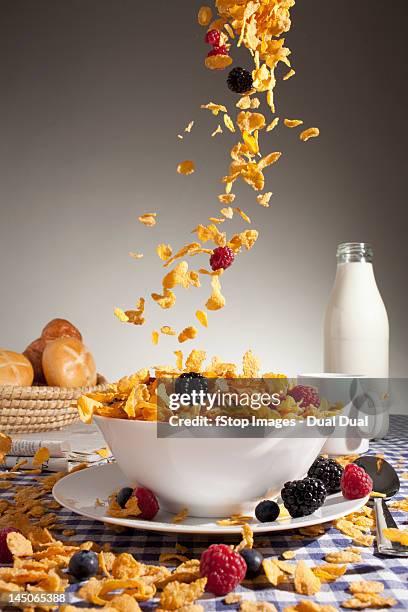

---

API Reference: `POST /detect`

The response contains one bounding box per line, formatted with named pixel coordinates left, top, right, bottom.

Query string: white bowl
left=95, top=415, right=326, bottom=518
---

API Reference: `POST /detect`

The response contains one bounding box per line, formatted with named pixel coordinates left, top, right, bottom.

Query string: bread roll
left=23, top=337, right=46, bottom=384
left=0, top=350, right=34, bottom=387
left=42, top=337, right=97, bottom=388
left=41, top=319, right=82, bottom=343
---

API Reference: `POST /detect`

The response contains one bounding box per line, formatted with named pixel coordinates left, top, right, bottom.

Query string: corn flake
left=205, top=275, right=226, bottom=311
left=294, top=560, right=321, bottom=595
left=160, top=577, right=207, bottom=610
left=32, top=447, right=50, bottom=467
left=284, top=118, right=304, bottom=128
left=177, top=160, right=195, bottom=175
left=257, top=192, right=273, bottom=207
left=201, top=102, right=227, bottom=116
left=138, top=213, right=157, bottom=227
left=178, top=327, right=198, bottom=344
left=195, top=310, right=208, bottom=328
left=198, top=6, right=212, bottom=26
left=157, top=244, right=173, bottom=261
left=300, top=127, right=320, bottom=142
left=205, top=55, right=233, bottom=70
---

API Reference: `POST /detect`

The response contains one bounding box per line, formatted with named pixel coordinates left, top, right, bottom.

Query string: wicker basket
left=0, top=374, right=108, bottom=433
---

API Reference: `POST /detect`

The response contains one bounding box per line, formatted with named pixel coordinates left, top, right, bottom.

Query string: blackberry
left=307, top=456, right=343, bottom=494
left=240, top=548, right=263, bottom=578
left=255, top=500, right=280, bottom=523
left=281, top=477, right=327, bottom=518
left=68, top=550, right=99, bottom=580
left=117, top=486, right=133, bottom=509
left=175, top=372, right=208, bottom=404
left=227, top=67, right=253, bottom=94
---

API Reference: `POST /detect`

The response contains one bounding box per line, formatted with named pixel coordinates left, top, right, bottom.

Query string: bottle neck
left=337, top=242, right=373, bottom=264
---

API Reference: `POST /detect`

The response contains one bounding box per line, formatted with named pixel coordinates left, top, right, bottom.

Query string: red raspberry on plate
left=205, top=29, right=221, bottom=46
left=207, top=45, right=228, bottom=57
left=0, top=528, right=21, bottom=563
left=341, top=463, right=373, bottom=500
left=132, top=486, right=159, bottom=520
left=210, top=246, right=235, bottom=271
left=287, top=385, right=320, bottom=408
left=200, top=543, right=247, bottom=595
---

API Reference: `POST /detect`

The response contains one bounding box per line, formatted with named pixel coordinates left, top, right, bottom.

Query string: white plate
left=53, top=463, right=370, bottom=535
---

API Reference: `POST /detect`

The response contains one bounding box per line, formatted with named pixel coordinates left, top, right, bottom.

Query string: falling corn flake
left=211, top=124, right=223, bottom=137
left=196, top=310, right=208, bottom=328
left=206, top=275, right=226, bottom=311
left=205, top=54, right=233, bottom=70
left=156, top=243, right=173, bottom=261
left=161, top=326, right=176, bottom=336
left=218, top=193, right=236, bottom=204
left=236, top=96, right=260, bottom=110
left=223, top=114, right=236, bottom=132
left=151, top=289, right=176, bottom=309
left=300, top=127, right=320, bottom=142
left=208, top=217, right=225, bottom=224
left=178, top=326, right=198, bottom=343
left=224, top=23, right=235, bottom=39
left=138, top=212, right=157, bottom=227
left=220, top=206, right=234, bottom=218
left=129, top=252, right=143, bottom=259
left=32, top=447, right=50, bottom=467
left=174, top=350, right=183, bottom=370
left=197, top=5, right=212, bottom=26
left=152, top=331, right=159, bottom=345
left=95, top=447, right=111, bottom=459
left=177, top=160, right=195, bottom=175
left=114, top=307, right=129, bottom=323
left=284, top=118, right=304, bottom=128
left=185, top=121, right=194, bottom=133
left=257, top=192, right=273, bottom=207
left=235, top=208, right=251, bottom=223
left=283, top=68, right=296, bottom=81
left=266, top=117, right=280, bottom=132
left=201, top=102, right=227, bottom=116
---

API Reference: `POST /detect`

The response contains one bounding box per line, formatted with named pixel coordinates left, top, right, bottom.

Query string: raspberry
left=287, top=385, right=320, bottom=408
left=340, top=463, right=373, bottom=500
left=205, top=29, right=221, bottom=46
left=207, top=45, right=228, bottom=57
left=210, top=246, right=235, bottom=271
left=200, top=543, right=246, bottom=595
left=0, top=528, right=21, bottom=563
left=132, top=486, right=159, bottom=520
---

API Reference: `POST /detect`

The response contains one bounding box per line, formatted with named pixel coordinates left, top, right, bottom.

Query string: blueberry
left=240, top=548, right=263, bottom=577
left=117, top=487, right=134, bottom=509
left=68, top=550, right=99, bottom=580
left=255, top=500, right=280, bottom=523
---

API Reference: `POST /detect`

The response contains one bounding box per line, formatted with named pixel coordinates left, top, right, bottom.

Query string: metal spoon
left=354, top=455, right=407, bottom=557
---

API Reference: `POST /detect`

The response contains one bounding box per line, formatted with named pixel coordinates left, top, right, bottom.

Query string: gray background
left=0, top=0, right=407, bottom=380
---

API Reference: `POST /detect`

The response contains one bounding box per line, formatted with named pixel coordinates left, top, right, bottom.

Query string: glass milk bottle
left=324, top=242, right=389, bottom=438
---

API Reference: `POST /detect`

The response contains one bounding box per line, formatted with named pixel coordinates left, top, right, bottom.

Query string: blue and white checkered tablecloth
left=1, top=415, right=407, bottom=610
